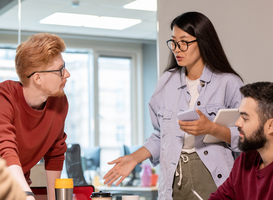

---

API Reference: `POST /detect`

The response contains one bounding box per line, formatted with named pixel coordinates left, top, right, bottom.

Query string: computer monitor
left=83, top=147, right=101, bottom=171
left=122, top=145, right=142, bottom=186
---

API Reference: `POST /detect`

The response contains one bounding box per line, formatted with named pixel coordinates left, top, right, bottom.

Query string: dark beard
left=238, top=124, right=267, bottom=152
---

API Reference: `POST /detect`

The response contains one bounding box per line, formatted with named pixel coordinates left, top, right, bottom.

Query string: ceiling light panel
left=123, top=0, right=157, bottom=12
left=40, top=12, right=141, bottom=30
left=40, top=13, right=98, bottom=27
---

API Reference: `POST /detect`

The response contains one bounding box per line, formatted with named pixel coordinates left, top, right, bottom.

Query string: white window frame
left=93, top=49, right=144, bottom=147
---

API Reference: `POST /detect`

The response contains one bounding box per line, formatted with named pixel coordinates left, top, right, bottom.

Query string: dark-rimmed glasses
left=166, top=39, right=197, bottom=52
left=27, top=62, right=66, bottom=78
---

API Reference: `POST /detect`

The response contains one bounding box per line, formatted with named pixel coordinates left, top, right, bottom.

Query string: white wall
left=157, top=0, right=273, bottom=83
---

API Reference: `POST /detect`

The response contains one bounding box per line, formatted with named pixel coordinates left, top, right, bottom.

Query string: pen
left=191, top=188, right=203, bottom=200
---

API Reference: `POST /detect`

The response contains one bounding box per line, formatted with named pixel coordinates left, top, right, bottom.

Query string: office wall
left=143, top=43, right=158, bottom=140
left=157, top=0, right=273, bottom=83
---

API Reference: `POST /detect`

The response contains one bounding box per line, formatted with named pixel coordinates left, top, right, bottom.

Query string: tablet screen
left=203, top=108, right=239, bottom=143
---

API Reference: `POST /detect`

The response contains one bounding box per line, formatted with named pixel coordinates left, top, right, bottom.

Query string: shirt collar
left=179, top=64, right=213, bottom=89
left=200, top=64, right=213, bottom=83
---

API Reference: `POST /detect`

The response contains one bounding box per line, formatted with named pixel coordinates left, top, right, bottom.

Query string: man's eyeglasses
left=27, top=62, right=66, bottom=78
left=166, top=39, right=197, bottom=52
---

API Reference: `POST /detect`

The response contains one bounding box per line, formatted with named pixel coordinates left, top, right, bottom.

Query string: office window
left=98, top=56, right=131, bottom=147
left=0, top=48, right=18, bottom=81
left=63, top=52, right=93, bottom=148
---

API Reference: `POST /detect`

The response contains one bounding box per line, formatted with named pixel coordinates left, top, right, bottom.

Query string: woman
left=103, top=12, right=243, bottom=200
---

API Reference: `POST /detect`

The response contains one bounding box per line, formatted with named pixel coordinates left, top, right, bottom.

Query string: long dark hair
left=165, top=12, right=242, bottom=81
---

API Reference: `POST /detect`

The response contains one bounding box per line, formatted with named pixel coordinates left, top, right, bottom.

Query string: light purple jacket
left=144, top=65, right=244, bottom=200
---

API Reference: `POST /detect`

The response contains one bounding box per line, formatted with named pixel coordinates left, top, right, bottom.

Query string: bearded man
left=209, top=82, right=273, bottom=200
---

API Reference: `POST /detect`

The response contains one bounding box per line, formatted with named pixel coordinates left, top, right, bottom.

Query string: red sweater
left=209, top=150, right=273, bottom=200
left=0, top=80, right=68, bottom=181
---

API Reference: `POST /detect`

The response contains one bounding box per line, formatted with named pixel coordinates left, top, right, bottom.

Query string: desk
left=31, top=186, right=94, bottom=200
left=96, top=186, right=158, bottom=200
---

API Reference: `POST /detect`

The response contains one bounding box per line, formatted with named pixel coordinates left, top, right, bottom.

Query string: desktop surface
left=31, top=185, right=94, bottom=200
left=96, top=185, right=158, bottom=200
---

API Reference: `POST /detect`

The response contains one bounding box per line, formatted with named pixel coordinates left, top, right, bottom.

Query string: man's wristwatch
left=25, top=191, right=35, bottom=197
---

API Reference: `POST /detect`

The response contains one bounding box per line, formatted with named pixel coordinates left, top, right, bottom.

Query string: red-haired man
left=0, top=33, right=70, bottom=200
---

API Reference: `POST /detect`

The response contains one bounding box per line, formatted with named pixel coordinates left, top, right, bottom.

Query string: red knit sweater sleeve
left=0, top=81, right=21, bottom=167
left=43, top=124, right=68, bottom=171
left=43, top=95, right=68, bottom=171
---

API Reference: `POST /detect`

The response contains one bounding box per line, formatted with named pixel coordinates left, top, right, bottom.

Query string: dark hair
left=165, top=12, right=242, bottom=81
left=240, top=82, right=273, bottom=123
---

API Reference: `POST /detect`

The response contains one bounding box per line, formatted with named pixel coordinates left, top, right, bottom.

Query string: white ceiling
left=0, top=0, right=157, bottom=41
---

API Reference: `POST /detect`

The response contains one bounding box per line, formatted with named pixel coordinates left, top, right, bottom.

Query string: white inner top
left=182, top=76, right=200, bottom=153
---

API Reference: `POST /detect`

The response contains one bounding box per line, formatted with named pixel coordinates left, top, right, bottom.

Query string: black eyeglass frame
left=27, top=62, right=66, bottom=78
left=166, top=39, right=197, bottom=52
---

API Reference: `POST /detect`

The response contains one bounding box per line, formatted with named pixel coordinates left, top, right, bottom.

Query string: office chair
left=65, top=143, right=88, bottom=186
left=121, top=145, right=142, bottom=186
left=73, top=185, right=95, bottom=200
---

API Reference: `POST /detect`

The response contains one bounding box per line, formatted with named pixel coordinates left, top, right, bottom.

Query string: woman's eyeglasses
left=166, top=39, right=197, bottom=52
left=27, top=62, right=66, bottom=78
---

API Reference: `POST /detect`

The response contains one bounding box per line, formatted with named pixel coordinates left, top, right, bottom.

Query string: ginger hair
left=15, top=33, right=66, bottom=86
